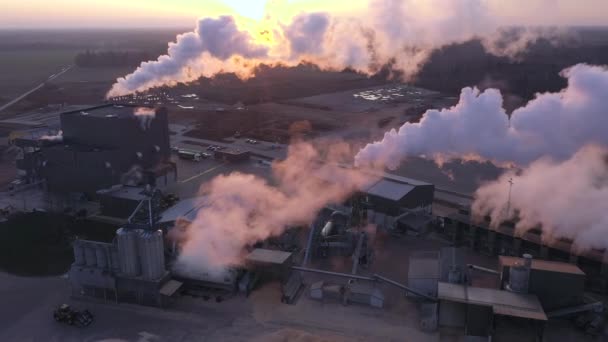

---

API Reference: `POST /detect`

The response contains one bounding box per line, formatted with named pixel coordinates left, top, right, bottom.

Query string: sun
left=222, top=0, right=268, bottom=21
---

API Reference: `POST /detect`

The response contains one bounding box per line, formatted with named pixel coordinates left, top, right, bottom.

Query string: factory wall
left=439, top=301, right=466, bottom=328
left=34, top=106, right=171, bottom=195
left=60, top=107, right=171, bottom=163
left=500, top=266, right=585, bottom=310
left=442, top=215, right=608, bottom=295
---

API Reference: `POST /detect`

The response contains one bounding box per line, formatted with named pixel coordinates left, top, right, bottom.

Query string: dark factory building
left=15, top=104, right=176, bottom=197
left=442, top=209, right=608, bottom=295
left=362, top=174, right=435, bottom=216
left=214, top=148, right=250, bottom=163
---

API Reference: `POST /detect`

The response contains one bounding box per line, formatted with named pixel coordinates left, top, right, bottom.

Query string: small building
left=438, top=282, right=547, bottom=341
left=363, top=175, right=435, bottom=216
left=499, top=256, right=586, bottom=311
left=214, top=148, right=250, bottom=163
left=245, top=248, right=293, bottom=281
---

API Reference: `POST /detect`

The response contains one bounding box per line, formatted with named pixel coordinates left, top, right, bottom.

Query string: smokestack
left=107, top=1, right=570, bottom=97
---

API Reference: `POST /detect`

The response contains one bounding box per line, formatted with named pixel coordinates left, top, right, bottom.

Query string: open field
left=0, top=49, right=76, bottom=99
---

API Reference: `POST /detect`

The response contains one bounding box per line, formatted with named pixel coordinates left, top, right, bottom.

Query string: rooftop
left=159, top=196, right=209, bottom=224
left=246, top=248, right=292, bottom=266
left=215, top=148, right=250, bottom=156
left=97, top=185, right=150, bottom=201
left=364, top=178, right=416, bottom=201
left=62, top=104, right=155, bottom=119
left=499, top=256, right=585, bottom=276
left=438, top=282, right=547, bottom=321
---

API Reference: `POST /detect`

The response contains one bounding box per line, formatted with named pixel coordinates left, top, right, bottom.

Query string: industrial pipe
left=292, top=266, right=376, bottom=282
left=291, top=266, right=437, bottom=302
left=372, top=274, right=437, bottom=302
left=467, top=264, right=500, bottom=275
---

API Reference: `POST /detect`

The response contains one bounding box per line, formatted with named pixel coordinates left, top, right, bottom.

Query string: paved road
left=0, top=65, right=73, bottom=114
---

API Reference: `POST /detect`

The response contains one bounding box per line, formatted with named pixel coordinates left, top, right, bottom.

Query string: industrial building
left=213, top=148, right=250, bottom=163
left=441, top=208, right=608, bottom=295
left=14, top=104, right=176, bottom=197
left=69, top=193, right=180, bottom=307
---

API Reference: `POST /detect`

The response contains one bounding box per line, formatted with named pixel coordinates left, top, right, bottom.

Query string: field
left=0, top=49, right=77, bottom=100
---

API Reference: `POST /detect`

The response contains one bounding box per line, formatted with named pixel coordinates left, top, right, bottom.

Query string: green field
left=0, top=49, right=77, bottom=99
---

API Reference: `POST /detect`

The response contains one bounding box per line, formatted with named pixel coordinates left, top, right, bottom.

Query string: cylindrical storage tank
left=508, top=263, right=530, bottom=294
left=95, top=246, right=107, bottom=270
left=110, top=248, right=120, bottom=273
left=84, top=245, right=97, bottom=267
left=117, top=228, right=141, bottom=277
left=73, top=241, right=85, bottom=266
left=138, top=229, right=165, bottom=280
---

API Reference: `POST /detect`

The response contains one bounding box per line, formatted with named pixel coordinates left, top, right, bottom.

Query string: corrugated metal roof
left=160, top=196, right=208, bottom=224
left=438, top=282, right=547, bottom=321
left=365, top=179, right=416, bottom=201
left=380, top=172, right=433, bottom=186
left=499, top=256, right=585, bottom=276
left=246, top=248, right=292, bottom=265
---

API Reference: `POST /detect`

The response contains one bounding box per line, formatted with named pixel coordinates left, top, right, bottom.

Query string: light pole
left=505, top=178, right=514, bottom=220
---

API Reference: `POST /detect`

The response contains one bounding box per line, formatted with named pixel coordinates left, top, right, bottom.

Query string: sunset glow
left=2, top=0, right=607, bottom=29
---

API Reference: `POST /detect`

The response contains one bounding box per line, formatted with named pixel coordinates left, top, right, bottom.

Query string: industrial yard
left=1, top=6, right=608, bottom=341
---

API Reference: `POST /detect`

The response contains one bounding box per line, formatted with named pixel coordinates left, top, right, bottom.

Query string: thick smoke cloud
left=472, top=145, right=608, bottom=252
left=107, top=0, right=568, bottom=97
left=108, top=16, right=268, bottom=96
left=356, top=63, right=608, bottom=253
left=356, top=64, right=608, bottom=168
left=284, top=13, right=330, bottom=57
left=171, top=142, right=375, bottom=276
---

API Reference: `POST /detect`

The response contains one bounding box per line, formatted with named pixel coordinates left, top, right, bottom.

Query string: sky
left=2, top=0, right=608, bottom=29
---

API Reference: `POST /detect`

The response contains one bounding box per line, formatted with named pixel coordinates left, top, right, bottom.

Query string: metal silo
left=95, top=245, right=107, bottom=270
left=73, top=241, right=85, bottom=266
left=138, top=229, right=165, bottom=280
left=117, top=228, right=141, bottom=277
left=84, top=245, right=97, bottom=267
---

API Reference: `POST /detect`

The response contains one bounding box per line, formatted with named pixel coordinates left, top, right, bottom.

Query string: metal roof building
left=438, top=281, right=546, bottom=339
left=438, top=282, right=547, bottom=321
left=499, top=256, right=586, bottom=310
left=362, top=175, right=435, bottom=215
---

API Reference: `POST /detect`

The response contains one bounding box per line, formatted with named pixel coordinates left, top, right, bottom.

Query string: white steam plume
left=133, top=107, right=156, bottom=130
left=472, top=145, right=608, bottom=252
left=170, top=142, right=375, bottom=275
left=107, top=0, right=569, bottom=97
left=355, top=64, right=608, bottom=168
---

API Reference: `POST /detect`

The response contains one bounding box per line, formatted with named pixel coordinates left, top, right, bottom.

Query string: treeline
left=413, top=38, right=608, bottom=102
left=74, top=50, right=152, bottom=68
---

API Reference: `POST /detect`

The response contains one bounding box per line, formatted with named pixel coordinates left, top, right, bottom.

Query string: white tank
left=508, top=254, right=532, bottom=294
left=84, top=246, right=97, bottom=267
left=73, top=241, right=85, bottom=266
left=117, top=228, right=141, bottom=277
left=95, top=246, right=107, bottom=270
left=138, top=229, right=165, bottom=280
